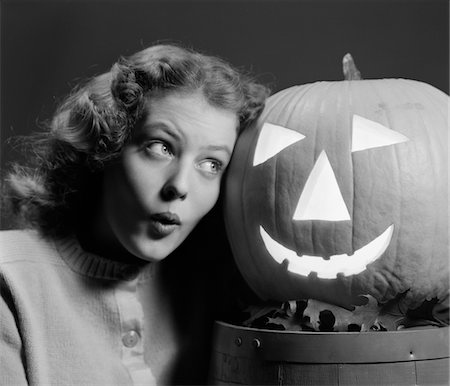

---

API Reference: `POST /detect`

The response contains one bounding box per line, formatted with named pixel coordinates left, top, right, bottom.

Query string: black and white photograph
left=0, top=0, right=448, bottom=385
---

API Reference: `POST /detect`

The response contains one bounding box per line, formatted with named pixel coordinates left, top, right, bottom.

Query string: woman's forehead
left=136, top=91, right=238, bottom=145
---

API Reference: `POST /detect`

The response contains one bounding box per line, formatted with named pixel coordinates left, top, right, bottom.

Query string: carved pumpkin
left=225, top=55, right=448, bottom=310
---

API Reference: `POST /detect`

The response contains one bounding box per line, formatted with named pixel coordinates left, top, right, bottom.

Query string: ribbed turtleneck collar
left=54, top=236, right=154, bottom=282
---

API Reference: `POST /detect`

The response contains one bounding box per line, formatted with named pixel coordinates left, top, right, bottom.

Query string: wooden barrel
left=210, top=321, right=449, bottom=385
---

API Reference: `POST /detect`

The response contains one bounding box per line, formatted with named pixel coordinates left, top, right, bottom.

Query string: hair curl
left=3, top=44, right=270, bottom=237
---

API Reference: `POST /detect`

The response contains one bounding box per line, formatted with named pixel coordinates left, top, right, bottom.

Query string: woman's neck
left=76, top=200, right=147, bottom=267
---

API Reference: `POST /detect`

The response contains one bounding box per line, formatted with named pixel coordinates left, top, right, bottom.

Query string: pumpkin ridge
left=274, top=129, right=282, bottom=253
left=265, top=83, right=317, bottom=257
left=267, top=86, right=302, bottom=257
left=225, top=133, right=255, bottom=292
left=225, top=104, right=270, bottom=297
left=327, top=81, right=350, bottom=259
left=363, top=80, right=446, bottom=307
left=244, top=88, right=304, bottom=298
left=246, top=124, right=278, bottom=293
left=406, top=81, right=447, bottom=303
left=335, top=80, right=357, bottom=299
left=347, top=79, right=357, bottom=263
left=401, top=83, right=433, bottom=301
left=241, top=85, right=305, bottom=299
left=391, top=82, right=431, bottom=305
left=289, top=82, right=329, bottom=258
left=312, top=81, right=337, bottom=257
left=358, top=80, right=403, bottom=302
left=263, top=85, right=303, bottom=123
left=374, top=81, right=402, bottom=271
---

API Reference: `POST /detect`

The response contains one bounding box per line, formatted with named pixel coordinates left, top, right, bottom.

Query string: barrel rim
left=213, top=321, right=450, bottom=363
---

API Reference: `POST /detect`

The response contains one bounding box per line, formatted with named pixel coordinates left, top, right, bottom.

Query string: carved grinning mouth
left=260, top=224, right=394, bottom=279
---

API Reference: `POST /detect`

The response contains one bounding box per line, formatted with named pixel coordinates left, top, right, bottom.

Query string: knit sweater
left=0, top=229, right=192, bottom=385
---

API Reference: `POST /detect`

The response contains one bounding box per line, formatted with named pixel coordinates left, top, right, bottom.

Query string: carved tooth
left=260, top=224, right=394, bottom=278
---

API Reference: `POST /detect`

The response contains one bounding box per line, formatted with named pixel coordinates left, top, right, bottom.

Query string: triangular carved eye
left=352, top=115, right=409, bottom=153
left=293, top=151, right=351, bottom=221
left=253, top=123, right=305, bottom=166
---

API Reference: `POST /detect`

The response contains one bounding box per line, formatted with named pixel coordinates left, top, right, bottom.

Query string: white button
left=122, top=330, right=140, bottom=348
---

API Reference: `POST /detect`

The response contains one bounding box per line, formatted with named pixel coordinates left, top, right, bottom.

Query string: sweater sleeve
left=0, top=281, right=28, bottom=385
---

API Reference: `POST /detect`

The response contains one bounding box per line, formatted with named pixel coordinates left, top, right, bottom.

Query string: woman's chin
left=126, top=234, right=181, bottom=264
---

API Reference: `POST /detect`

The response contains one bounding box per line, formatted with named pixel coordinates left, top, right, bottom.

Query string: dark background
left=1, top=0, right=448, bottom=228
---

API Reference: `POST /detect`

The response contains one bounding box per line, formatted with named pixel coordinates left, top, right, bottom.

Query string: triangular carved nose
left=293, top=151, right=351, bottom=221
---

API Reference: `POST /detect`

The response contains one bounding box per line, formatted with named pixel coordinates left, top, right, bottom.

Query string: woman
left=0, top=43, right=269, bottom=385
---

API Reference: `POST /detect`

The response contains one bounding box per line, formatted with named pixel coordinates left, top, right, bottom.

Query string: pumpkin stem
left=343, top=53, right=362, bottom=80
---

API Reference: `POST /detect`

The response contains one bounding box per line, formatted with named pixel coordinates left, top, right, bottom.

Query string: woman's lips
left=148, top=212, right=181, bottom=239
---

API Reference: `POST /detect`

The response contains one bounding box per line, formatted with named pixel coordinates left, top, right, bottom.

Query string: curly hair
left=3, top=44, right=270, bottom=237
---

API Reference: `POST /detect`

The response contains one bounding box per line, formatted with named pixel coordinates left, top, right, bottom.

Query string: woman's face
left=101, top=91, right=238, bottom=263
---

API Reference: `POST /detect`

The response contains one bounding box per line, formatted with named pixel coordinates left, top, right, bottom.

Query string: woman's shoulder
left=0, top=229, right=60, bottom=265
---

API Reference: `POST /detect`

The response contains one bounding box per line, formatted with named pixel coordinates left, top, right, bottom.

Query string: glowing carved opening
left=352, top=115, right=409, bottom=153
left=260, top=224, right=394, bottom=279
left=253, top=122, right=305, bottom=166
left=293, top=151, right=351, bottom=221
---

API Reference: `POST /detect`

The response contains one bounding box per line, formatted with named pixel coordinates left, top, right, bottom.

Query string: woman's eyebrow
left=145, top=122, right=184, bottom=141
left=203, top=144, right=232, bottom=157
left=161, top=125, right=183, bottom=141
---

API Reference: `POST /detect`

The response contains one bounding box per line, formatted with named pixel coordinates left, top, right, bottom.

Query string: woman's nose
left=161, top=184, right=187, bottom=201
left=160, top=164, right=189, bottom=202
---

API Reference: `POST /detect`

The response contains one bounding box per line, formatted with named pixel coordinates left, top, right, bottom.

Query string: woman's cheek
left=194, top=178, right=221, bottom=216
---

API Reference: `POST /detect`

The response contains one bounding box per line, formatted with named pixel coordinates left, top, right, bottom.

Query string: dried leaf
left=303, top=295, right=381, bottom=331
left=282, top=300, right=298, bottom=317
left=242, top=303, right=282, bottom=327
left=267, top=308, right=304, bottom=331
left=240, top=296, right=409, bottom=332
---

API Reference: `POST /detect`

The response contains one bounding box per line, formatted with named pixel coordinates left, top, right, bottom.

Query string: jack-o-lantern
left=225, top=55, right=448, bottom=310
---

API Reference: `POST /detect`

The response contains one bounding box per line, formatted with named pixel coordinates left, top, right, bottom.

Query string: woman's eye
left=198, top=160, right=223, bottom=175
left=145, top=142, right=173, bottom=158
